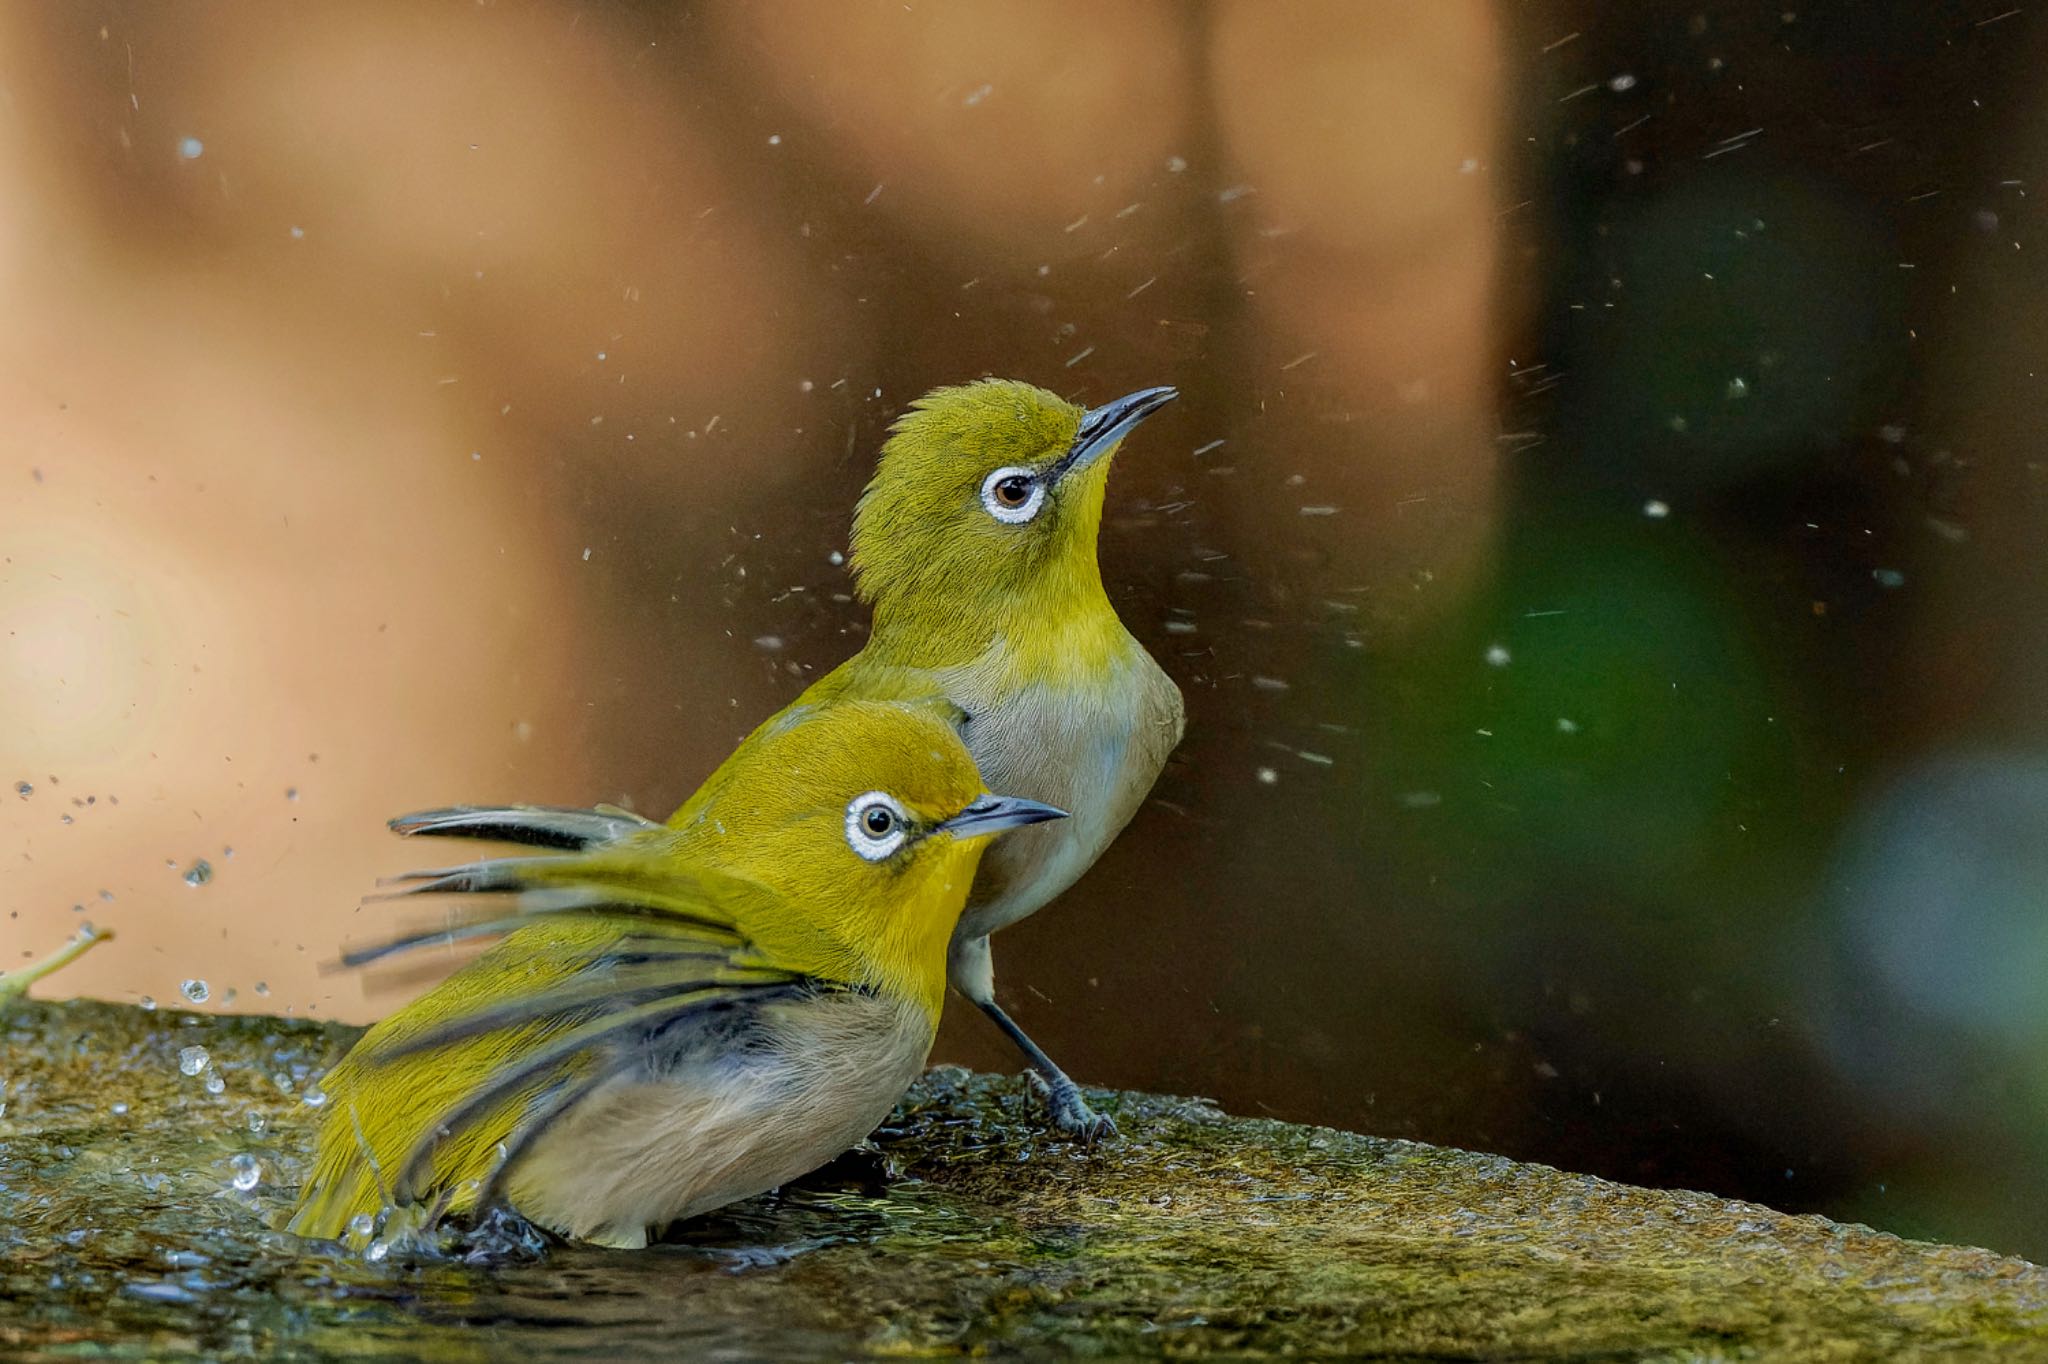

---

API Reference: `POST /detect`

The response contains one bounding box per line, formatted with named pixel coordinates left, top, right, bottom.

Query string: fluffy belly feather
left=505, top=990, right=933, bottom=1248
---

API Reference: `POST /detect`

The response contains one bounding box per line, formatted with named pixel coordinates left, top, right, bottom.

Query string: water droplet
left=827, top=549, right=844, bottom=565
left=253, top=981, right=270, bottom=997
left=204, top=1071, right=225, bottom=1095
left=1485, top=644, right=1512, bottom=667
left=285, top=787, right=299, bottom=801
left=753, top=635, right=784, bottom=652
left=348, top=1213, right=375, bottom=1240
left=13, top=781, right=29, bottom=799
left=1556, top=717, right=1581, bottom=734
left=139, top=995, right=156, bottom=1011
left=1256, top=767, right=1279, bottom=786
left=181, top=979, right=210, bottom=1004
left=247, top=1111, right=267, bottom=1135
left=178, top=1045, right=210, bottom=1077
left=303, top=1088, right=328, bottom=1108
left=289, top=225, right=305, bottom=240
left=182, top=860, right=213, bottom=888
left=111, top=1101, right=129, bottom=1116
left=1873, top=567, right=1906, bottom=589
left=1725, top=376, right=1750, bottom=399
left=1643, top=499, right=1671, bottom=519
left=365, top=1239, right=391, bottom=1263
left=767, top=132, right=783, bottom=145
left=177, top=136, right=204, bottom=160
left=1166, top=155, right=1188, bottom=173
left=229, top=1153, right=261, bottom=1191
left=581, top=547, right=592, bottom=562
left=1608, top=73, right=1637, bottom=91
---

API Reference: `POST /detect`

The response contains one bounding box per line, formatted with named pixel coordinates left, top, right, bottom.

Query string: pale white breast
left=946, top=636, right=1184, bottom=942
left=506, top=990, right=933, bottom=1248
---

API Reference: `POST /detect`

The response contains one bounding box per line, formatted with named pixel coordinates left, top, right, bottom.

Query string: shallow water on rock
left=5, top=999, right=2048, bottom=1361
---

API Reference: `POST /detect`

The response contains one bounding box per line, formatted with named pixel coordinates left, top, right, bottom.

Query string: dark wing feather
left=389, top=803, right=661, bottom=851
left=342, top=846, right=757, bottom=972
left=374, top=946, right=788, bottom=1058
left=389, top=980, right=806, bottom=1201
left=346, top=822, right=824, bottom=1213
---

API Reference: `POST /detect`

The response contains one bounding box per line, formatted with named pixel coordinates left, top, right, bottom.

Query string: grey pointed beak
left=1051, top=384, right=1178, bottom=483
left=938, top=794, right=1069, bottom=839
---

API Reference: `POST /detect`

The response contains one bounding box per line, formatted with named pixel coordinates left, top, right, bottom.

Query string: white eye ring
left=980, top=466, right=1046, bottom=525
left=844, top=791, right=910, bottom=861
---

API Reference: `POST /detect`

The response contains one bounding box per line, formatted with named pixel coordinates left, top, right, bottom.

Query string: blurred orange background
left=2, top=1, right=1502, bottom=1018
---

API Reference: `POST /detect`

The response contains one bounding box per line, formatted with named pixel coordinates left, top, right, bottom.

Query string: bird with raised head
left=774, top=378, right=1184, bottom=1140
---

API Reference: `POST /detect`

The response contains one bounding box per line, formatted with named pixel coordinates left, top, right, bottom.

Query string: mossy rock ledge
left=2, top=1000, right=2045, bottom=1361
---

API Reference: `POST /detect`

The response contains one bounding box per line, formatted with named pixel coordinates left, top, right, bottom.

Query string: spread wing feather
left=388, top=803, right=662, bottom=850
left=289, top=815, right=824, bottom=1241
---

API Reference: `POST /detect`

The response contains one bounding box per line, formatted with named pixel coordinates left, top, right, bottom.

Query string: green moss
left=3, top=999, right=2046, bottom=1360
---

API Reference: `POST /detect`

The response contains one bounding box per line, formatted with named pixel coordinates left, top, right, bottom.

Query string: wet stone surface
left=3, top=998, right=2048, bottom=1361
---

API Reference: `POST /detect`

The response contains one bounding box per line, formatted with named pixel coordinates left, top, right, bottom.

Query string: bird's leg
left=950, top=932, right=1115, bottom=1142
left=974, top=997, right=1118, bottom=1144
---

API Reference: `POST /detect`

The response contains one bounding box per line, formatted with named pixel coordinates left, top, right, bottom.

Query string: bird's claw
left=1027, top=1071, right=1119, bottom=1145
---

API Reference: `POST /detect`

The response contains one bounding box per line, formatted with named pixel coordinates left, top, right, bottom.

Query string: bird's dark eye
left=992, top=475, right=1032, bottom=508
left=862, top=806, right=896, bottom=837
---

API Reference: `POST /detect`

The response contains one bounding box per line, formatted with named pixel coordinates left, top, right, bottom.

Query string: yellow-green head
left=669, top=698, right=1062, bottom=1012
left=848, top=379, right=1176, bottom=664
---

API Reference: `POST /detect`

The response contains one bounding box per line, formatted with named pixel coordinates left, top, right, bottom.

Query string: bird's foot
left=1027, top=1071, right=1119, bottom=1145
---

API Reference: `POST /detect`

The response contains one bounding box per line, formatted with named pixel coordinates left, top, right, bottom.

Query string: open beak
left=1050, top=384, right=1178, bottom=483
left=939, top=794, right=1069, bottom=839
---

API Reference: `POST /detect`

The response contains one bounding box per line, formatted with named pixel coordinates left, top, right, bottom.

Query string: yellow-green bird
left=786, top=378, right=1183, bottom=1139
left=287, top=698, right=1063, bottom=1249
